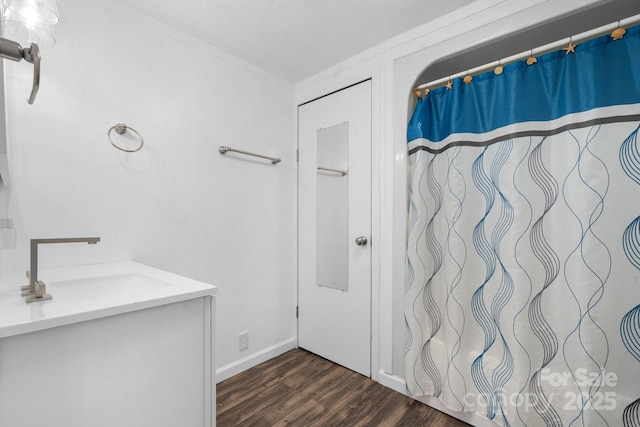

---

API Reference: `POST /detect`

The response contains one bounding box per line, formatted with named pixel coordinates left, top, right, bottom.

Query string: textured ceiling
left=111, top=0, right=475, bottom=83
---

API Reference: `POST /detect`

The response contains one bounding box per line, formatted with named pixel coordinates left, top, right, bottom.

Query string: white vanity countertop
left=0, top=261, right=217, bottom=338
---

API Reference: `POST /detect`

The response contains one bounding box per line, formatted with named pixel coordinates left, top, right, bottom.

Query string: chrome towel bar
left=219, top=146, right=281, bottom=164
left=318, top=166, right=347, bottom=176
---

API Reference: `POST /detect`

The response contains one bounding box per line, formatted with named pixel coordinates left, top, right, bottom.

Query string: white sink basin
left=49, top=272, right=175, bottom=302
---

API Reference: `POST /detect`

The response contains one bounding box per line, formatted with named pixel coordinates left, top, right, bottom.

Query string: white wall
left=0, top=0, right=296, bottom=377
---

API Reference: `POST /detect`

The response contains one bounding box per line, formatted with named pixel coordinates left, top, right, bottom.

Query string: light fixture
left=0, top=0, right=60, bottom=104
left=1, top=0, right=59, bottom=45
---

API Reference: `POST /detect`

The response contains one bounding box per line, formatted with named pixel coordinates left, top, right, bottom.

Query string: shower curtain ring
left=563, top=37, right=576, bottom=55
left=463, top=71, right=472, bottom=85
left=611, top=21, right=626, bottom=40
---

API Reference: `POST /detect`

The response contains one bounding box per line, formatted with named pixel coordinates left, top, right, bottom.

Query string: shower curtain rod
left=413, top=13, right=640, bottom=94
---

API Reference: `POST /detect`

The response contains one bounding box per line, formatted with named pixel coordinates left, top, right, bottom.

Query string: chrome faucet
left=22, top=237, right=101, bottom=303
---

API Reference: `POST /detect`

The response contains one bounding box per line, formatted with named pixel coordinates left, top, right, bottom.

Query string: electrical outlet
left=239, top=331, right=249, bottom=351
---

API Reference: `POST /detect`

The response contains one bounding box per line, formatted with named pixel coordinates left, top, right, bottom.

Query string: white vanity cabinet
left=0, top=262, right=216, bottom=427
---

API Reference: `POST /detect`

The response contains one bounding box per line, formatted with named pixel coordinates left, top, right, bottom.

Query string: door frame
left=295, top=73, right=383, bottom=381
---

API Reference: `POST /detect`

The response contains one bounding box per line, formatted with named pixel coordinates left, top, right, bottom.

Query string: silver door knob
left=355, top=236, right=368, bottom=246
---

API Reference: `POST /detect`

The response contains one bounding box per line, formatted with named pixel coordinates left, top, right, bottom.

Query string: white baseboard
left=377, top=370, right=408, bottom=393
left=377, top=370, right=499, bottom=427
left=216, top=338, right=296, bottom=383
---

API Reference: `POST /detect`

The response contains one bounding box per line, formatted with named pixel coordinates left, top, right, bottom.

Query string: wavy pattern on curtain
left=620, top=127, right=640, bottom=427
left=406, top=25, right=640, bottom=427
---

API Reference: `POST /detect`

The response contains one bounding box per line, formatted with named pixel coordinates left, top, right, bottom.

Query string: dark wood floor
left=216, top=348, right=470, bottom=426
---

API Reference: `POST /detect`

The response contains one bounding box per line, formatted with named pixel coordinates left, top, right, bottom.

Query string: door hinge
left=296, top=149, right=300, bottom=162
left=296, top=306, right=299, bottom=318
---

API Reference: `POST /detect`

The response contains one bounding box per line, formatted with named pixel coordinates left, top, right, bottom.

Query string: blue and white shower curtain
left=405, top=24, right=640, bottom=427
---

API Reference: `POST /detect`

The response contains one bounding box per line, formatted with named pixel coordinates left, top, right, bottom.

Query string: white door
left=297, top=80, right=372, bottom=377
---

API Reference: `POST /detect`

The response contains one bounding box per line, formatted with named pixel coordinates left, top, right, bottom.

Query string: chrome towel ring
left=107, top=123, right=144, bottom=152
